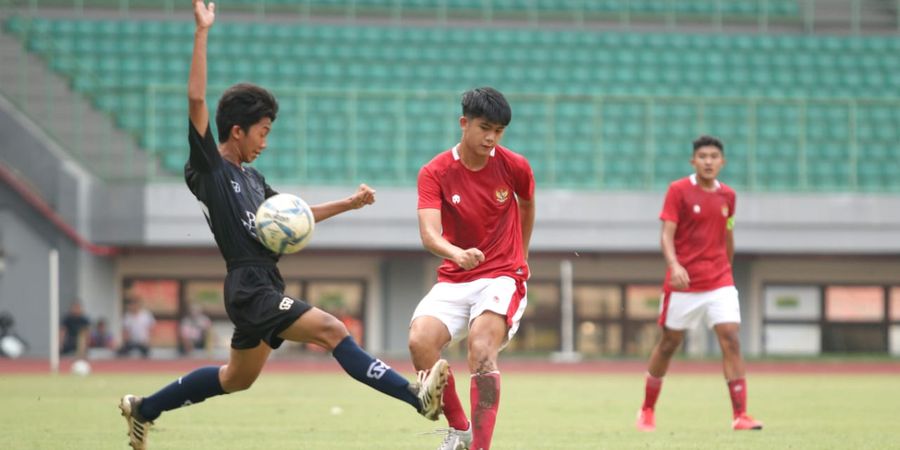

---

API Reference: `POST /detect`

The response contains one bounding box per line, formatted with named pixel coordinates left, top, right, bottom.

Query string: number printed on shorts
left=279, top=297, right=294, bottom=311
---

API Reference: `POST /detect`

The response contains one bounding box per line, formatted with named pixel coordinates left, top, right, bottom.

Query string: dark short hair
left=215, top=83, right=279, bottom=143
left=693, top=135, right=724, bottom=154
left=461, top=87, right=511, bottom=126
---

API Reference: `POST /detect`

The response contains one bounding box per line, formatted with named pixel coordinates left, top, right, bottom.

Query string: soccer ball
left=255, top=193, right=316, bottom=254
left=71, top=359, right=91, bottom=376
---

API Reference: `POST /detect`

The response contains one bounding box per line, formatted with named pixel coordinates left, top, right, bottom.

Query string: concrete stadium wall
left=0, top=95, right=119, bottom=357
left=143, top=182, right=900, bottom=255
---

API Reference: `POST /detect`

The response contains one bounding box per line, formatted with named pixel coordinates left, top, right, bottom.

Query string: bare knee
left=408, top=331, right=434, bottom=358
left=220, top=366, right=256, bottom=393
left=719, top=331, right=742, bottom=355
left=658, top=334, right=683, bottom=357
left=317, top=316, right=350, bottom=351
left=408, top=322, right=448, bottom=369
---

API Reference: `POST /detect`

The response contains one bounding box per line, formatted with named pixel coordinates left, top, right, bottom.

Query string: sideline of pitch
left=2, top=356, right=899, bottom=375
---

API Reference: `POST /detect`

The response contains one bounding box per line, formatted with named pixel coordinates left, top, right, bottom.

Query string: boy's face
left=232, top=117, right=272, bottom=163
left=691, top=145, right=725, bottom=182
left=460, top=116, right=506, bottom=157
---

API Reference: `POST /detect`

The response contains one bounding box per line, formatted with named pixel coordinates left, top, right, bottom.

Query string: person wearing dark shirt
left=89, top=318, right=114, bottom=350
left=117, top=2, right=448, bottom=449
left=60, top=302, right=90, bottom=357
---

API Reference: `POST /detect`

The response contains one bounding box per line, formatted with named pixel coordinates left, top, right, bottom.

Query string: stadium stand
left=4, top=14, right=899, bottom=190
left=4, top=0, right=803, bottom=20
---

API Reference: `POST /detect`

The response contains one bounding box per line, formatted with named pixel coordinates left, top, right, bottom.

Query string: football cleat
left=434, top=423, right=473, bottom=450
left=411, top=359, right=450, bottom=421
left=636, top=407, right=656, bottom=432
left=732, top=413, right=763, bottom=430
left=119, top=394, right=153, bottom=449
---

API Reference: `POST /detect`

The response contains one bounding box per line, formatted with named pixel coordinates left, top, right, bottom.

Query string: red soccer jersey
left=660, top=174, right=736, bottom=292
left=418, top=144, right=535, bottom=283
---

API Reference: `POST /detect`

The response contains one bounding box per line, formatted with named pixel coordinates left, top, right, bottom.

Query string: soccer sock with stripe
left=332, top=335, right=419, bottom=409
left=442, top=367, right=469, bottom=431
left=642, top=373, right=663, bottom=410
left=138, top=366, right=225, bottom=421
left=470, top=371, right=501, bottom=450
left=727, top=378, right=747, bottom=418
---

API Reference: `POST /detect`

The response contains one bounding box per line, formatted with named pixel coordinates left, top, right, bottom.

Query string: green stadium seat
left=7, top=14, right=898, bottom=191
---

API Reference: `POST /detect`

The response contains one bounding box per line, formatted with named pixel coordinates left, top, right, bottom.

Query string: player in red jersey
left=408, top=87, right=535, bottom=450
left=637, top=136, right=763, bottom=432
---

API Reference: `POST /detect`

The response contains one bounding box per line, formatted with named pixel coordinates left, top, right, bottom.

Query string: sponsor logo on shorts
left=366, top=359, right=390, bottom=379
left=279, top=297, right=294, bottom=311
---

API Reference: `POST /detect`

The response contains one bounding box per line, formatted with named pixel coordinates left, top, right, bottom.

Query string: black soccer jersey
left=185, top=121, right=279, bottom=268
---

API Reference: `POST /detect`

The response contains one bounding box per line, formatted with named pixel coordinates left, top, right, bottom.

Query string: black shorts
left=224, top=265, right=312, bottom=350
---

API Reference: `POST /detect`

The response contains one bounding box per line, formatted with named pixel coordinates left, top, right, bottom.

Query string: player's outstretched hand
left=348, top=184, right=376, bottom=209
left=193, top=0, right=215, bottom=29
left=453, top=248, right=485, bottom=270
left=669, top=262, right=690, bottom=290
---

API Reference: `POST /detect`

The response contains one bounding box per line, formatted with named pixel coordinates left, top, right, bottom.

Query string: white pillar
left=552, top=259, right=581, bottom=362
left=49, top=249, right=59, bottom=374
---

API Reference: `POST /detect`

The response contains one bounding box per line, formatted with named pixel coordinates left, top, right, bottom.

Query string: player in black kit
left=118, top=2, right=448, bottom=448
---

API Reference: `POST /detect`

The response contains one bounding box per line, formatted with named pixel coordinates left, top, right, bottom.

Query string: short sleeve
left=417, top=166, right=443, bottom=210
left=659, top=184, right=682, bottom=223
left=188, top=120, right=221, bottom=173
left=512, top=154, right=535, bottom=201
left=255, top=169, right=279, bottom=198
left=264, top=182, right=279, bottom=199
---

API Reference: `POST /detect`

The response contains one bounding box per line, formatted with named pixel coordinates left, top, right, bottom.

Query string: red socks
left=442, top=369, right=469, bottom=431
left=727, top=378, right=747, bottom=417
left=471, top=372, right=501, bottom=450
left=642, top=373, right=663, bottom=410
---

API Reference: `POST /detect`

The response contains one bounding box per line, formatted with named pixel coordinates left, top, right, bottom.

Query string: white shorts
left=410, top=276, right=528, bottom=346
left=659, top=286, right=741, bottom=330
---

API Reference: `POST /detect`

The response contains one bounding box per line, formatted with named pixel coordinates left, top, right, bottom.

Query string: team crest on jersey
left=693, top=204, right=701, bottom=214
left=495, top=188, right=509, bottom=204
left=721, top=205, right=729, bottom=217
left=452, top=194, right=461, bottom=204
left=230, top=180, right=241, bottom=193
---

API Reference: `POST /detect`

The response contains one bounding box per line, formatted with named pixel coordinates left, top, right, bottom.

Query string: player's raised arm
left=188, top=0, right=215, bottom=135
left=309, top=184, right=376, bottom=223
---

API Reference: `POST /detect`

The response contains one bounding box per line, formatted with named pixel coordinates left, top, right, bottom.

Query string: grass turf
left=0, top=371, right=896, bottom=449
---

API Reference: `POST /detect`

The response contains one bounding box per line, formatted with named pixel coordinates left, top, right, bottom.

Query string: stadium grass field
left=1, top=369, right=897, bottom=449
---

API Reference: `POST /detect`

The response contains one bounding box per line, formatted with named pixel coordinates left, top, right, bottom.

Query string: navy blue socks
left=332, top=336, right=419, bottom=409
left=138, top=366, right=226, bottom=421
left=136, top=338, right=416, bottom=421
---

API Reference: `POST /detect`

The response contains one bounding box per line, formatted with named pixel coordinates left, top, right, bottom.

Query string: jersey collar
left=689, top=173, right=721, bottom=190
left=452, top=144, right=496, bottom=160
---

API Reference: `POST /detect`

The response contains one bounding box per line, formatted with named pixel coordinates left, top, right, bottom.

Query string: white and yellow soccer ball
left=255, top=193, right=316, bottom=254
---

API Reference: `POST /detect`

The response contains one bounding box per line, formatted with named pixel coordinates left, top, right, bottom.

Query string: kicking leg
left=410, top=316, right=471, bottom=448
left=279, top=307, right=448, bottom=419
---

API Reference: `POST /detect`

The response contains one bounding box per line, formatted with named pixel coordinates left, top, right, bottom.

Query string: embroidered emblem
left=495, top=188, right=509, bottom=204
